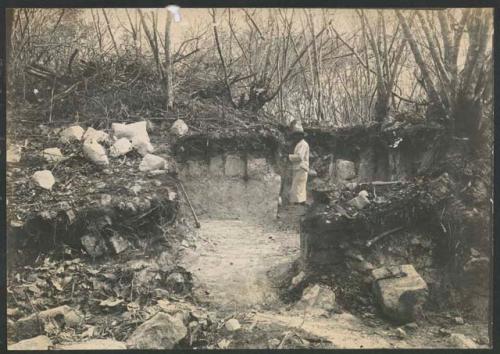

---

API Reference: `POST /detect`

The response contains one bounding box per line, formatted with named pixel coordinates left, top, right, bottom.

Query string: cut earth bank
left=6, top=117, right=491, bottom=349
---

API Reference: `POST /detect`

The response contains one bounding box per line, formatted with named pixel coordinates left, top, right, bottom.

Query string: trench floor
left=180, top=219, right=300, bottom=312
left=179, top=216, right=489, bottom=349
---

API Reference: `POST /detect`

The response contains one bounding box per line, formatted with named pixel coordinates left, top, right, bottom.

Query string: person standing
left=288, top=122, right=309, bottom=204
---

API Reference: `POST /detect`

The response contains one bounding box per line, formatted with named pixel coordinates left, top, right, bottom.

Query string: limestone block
left=14, top=306, right=82, bottom=340
left=83, top=127, right=109, bottom=143
left=372, top=264, right=428, bottom=324
left=112, top=121, right=148, bottom=140
left=131, top=135, right=154, bottom=156
left=83, top=139, right=109, bottom=166
left=294, top=284, right=336, bottom=314
left=7, top=144, right=22, bottom=163
left=170, top=119, right=189, bottom=137
left=209, top=155, right=224, bottom=176
left=9, top=335, right=52, bottom=350
left=225, top=155, right=245, bottom=177
left=247, top=157, right=270, bottom=179
left=139, top=154, right=167, bottom=172
left=336, top=159, right=356, bottom=180
left=32, top=170, right=55, bottom=190
left=127, top=312, right=187, bottom=349
left=110, top=138, right=132, bottom=157
left=42, top=148, right=64, bottom=163
left=60, top=125, right=84, bottom=143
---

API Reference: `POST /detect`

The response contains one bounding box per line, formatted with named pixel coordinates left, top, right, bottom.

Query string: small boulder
left=9, top=335, right=53, bottom=350
left=14, top=306, right=82, bottom=340
left=294, top=284, right=336, bottom=313
left=83, top=127, right=109, bottom=143
left=42, top=147, right=64, bottom=163
left=81, top=235, right=108, bottom=258
left=348, top=193, right=370, bottom=210
left=225, top=318, right=241, bottom=331
left=109, top=235, right=129, bottom=254
left=139, top=154, right=167, bottom=172
left=336, top=159, right=356, bottom=180
left=131, top=135, right=155, bottom=156
left=372, top=264, right=428, bottom=324
left=56, top=339, right=127, bottom=350
left=32, top=170, right=55, bottom=190
left=109, top=138, right=132, bottom=157
left=83, top=139, right=109, bottom=166
left=60, top=125, right=84, bottom=143
left=112, top=121, right=148, bottom=140
left=126, top=312, right=187, bottom=349
left=448, top=333, right=478, bottom=348
left=165, top=272, right=186, bottom=294
left=170, top=119, right=189, bottom=137
left=7, top=144, right=22, bottom=163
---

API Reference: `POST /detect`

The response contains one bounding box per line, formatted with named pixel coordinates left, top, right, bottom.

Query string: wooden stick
left=366, top=226, right=404, bottom=248
left=177, top=180, right=201, bottom=228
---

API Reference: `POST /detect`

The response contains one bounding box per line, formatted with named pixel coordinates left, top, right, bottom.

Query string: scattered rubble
left=170, top=119, right=189, bottom=137
left=126, top=312, right=187, bottom=349
left=372, top=265, right=428, bottom=324
left=31, top=170, right=55, bottom=190
left=60, top=125, right=84, bottom=143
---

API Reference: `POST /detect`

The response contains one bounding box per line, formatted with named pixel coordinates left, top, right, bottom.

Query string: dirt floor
left=177, top=209, right=490, bottom=349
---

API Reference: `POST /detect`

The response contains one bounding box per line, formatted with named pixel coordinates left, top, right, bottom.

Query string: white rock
left=9, top=335, right=53, bottom=350
left=60, top=125, right=84, bottom=143
left=131, top=135, right=155, bottom=156
left=170, top=119, right=189, bottom=137
left=83, top=139, right=109, bottom=166
left=109, top=138, right=132, bottom=157
left=32, top=170, right=55, bottom=190
left=295, top=284, right=336, bottom=313
left=348, top=194, right=370, bottom=210
left=358, top=190, right=369, bottom=198
left=225, top=318, right=241, bottom=331
left=139, top=154, right=167, bottom=172
left=6, top=144, right=22, bottom=163
left=42, top=148, right=64, bottom=163
left=83, top=127, right=110, bottom=143
left=112, top=121, right=148, bottom=140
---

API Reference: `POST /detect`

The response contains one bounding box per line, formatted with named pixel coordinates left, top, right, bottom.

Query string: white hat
left=290, top=120, right=304, bottom=133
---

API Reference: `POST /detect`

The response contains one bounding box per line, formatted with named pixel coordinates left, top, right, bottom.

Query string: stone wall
left=178, top=154, right=281, bottom=221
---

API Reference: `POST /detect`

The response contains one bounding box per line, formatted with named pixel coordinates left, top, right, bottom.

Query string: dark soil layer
left=173, top=123, right=285, bottom=161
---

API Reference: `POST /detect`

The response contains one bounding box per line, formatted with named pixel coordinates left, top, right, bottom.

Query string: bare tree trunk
left=164, top=10, right=173, bottom=111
